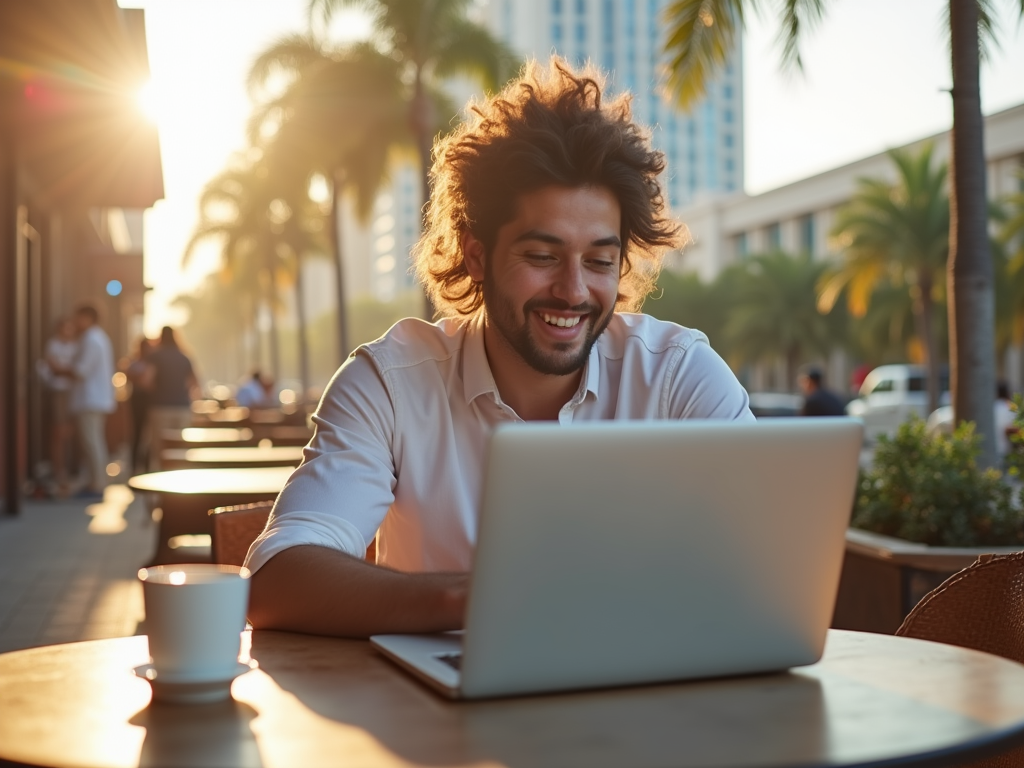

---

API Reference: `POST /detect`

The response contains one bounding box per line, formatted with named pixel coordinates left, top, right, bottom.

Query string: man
left=68, top=304, right=116, bottom=500
left=799, top=367, right=846, bottom=417
left=247, top=58, right=753, bottom=638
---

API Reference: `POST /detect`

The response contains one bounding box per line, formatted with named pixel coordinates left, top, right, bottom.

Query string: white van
left=845, top=364, right=949, bottom=442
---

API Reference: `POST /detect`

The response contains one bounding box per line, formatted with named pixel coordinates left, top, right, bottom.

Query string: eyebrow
left=512, top=229, right=622, bottom=249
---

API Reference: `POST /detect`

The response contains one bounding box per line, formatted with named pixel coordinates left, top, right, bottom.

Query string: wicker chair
left=208, top=501, right=376, bottom=566
left=896, top=551, right=1024, bottom=768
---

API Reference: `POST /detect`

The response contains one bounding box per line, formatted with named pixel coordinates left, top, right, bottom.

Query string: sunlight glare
left=136, top=81, right=160, bottom=123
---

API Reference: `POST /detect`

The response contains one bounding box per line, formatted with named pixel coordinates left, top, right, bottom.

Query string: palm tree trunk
left=411, top=64, right=437, bottom=322
left=914, top=275, right=940, bottom=413
left=947, top=0, right=997, bottom=468
left=329, top=172, right=349, bottom=362
left=294, top=249, right=311, bottom=403
left=266, top=268, right=281, bottom=386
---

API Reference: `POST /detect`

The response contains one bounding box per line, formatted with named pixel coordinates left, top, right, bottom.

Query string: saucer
left=134, top=660, right=257, bottom=704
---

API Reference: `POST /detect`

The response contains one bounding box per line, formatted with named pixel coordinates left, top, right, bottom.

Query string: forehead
left=502, top=185, right=621, bottom=241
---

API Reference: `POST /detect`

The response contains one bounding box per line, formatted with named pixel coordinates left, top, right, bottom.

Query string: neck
left=481, top=319, right=583, bottom=421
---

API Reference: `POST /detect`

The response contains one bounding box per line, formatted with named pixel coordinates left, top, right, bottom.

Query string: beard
left=481, top=264, right=614, bottom=377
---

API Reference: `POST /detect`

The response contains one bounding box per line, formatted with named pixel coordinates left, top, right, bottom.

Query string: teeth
left=542, top=314, right=580, bottom=328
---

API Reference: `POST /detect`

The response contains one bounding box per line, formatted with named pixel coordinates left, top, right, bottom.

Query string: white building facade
left=484, top=0, right=744, bottom=209
left=676, top=103, right=1024, bottom=282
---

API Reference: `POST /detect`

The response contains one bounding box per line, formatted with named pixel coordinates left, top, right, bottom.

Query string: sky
left=126, top=0, right=1024, bottom=334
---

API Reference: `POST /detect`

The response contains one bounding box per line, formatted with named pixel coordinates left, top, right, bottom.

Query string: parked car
left=845, top=364, right=949, bottom=443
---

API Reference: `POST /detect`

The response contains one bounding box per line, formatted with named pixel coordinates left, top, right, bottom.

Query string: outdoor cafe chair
left=896, top=550, right=1024, bottom=768
left=209, top=501, right=377, bottom=566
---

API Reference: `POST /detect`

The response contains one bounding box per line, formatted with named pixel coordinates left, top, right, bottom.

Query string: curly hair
left=413, top=56, right=684, bottom=317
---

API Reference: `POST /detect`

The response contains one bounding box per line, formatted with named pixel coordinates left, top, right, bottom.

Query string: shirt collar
left=463, top=312, right=499, bottom=404
left=462, top=311, right=604, bottom=407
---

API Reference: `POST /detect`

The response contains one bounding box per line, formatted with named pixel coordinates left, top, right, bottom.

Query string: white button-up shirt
left=245, top=313, right=754, bottom=574
left=70, top=325, right=116, bottom=414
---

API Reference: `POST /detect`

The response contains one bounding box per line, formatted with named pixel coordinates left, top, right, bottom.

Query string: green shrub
left=852, top=417, right=1024, bottom=547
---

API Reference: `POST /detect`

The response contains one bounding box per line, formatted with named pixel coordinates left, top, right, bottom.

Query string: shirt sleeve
left=665, top=339, right=756, bottom=422
left=244, top=351, right=398, bottom=573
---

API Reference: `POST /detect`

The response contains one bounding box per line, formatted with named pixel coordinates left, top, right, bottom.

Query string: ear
left=461, top=231, right=486, bottom=283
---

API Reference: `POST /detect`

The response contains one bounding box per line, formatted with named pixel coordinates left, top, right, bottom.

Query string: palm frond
left=431, top=17, right=521, bottom=92
left=662, top=0, right=745, bottom=108
left=247, top=34, right=325, bottom=96
left=776, top=0, right=827, bottom=70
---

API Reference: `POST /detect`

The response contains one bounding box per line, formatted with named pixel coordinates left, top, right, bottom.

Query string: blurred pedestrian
left=125, top=336, right=155, bottom=474
left=37, top=317, right=79, bottom=494
left=65, top=305, right=115, bottom=500
left=799, top=366, right=846, bottom=417
left=236, top=371, right=275, bottom=408
left=995, top=381, right=1015, bottom=460
left=145, top=326, right=198, bottom=470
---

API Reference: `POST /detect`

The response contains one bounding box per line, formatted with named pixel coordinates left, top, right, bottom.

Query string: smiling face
left=464, top=185, right=622, bottom=378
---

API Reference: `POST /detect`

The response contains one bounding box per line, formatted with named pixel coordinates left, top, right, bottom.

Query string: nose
left=552, top=258, right=589, bottom=307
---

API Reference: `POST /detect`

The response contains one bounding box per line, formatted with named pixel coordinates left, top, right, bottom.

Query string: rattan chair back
left=209, top=501, right=275, bottom=566
left=896, top=551, right=1024, bottom=768
left=208, top=500, right=377, bottom=566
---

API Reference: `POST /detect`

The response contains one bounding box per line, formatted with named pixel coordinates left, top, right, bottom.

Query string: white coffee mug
left=139, top=564, right=251, bottom=682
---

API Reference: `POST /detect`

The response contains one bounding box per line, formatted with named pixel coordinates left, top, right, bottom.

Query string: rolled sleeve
left=244, top=351, right=398, bottom=573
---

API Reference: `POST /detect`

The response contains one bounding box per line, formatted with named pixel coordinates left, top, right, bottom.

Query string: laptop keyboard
left=436, top=652, right=462, bottom=671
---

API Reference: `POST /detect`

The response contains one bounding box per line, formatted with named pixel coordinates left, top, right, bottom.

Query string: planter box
left=831, top=528, right=1022, bottom=635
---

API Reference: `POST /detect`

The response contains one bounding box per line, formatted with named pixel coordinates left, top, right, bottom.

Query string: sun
left=136, top=80, right=160, bottom=123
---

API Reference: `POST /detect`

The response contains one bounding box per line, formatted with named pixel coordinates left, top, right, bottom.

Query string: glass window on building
left=553, top=22, right=563, bottom=42
left=767, top=222, right=781, bottom=250
left=576, top=0, right=586, bottom=12
left=723, top=109, right=733, bottom=123
left=552, top=0, right=562, bottom=13
left=575, top=21, right=586, bottom=42
left=800, top=214, right=815, bottom=255
left=602, top=0, right=614, bottom=43
left=724, top=133, right=733, bottom=148
left=735, top=232, right=748, bottom=259
left=723, top=84, right=733, bottom=99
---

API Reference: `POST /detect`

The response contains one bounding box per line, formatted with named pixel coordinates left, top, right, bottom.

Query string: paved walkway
left=0, top=485, right=156, bottom=653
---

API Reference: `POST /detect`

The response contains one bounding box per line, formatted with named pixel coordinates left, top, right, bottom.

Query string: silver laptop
left=371, top=417, right=863, bottom=699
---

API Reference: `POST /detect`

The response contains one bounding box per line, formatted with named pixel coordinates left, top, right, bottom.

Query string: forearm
left=247, top=545, right=468, bottom=638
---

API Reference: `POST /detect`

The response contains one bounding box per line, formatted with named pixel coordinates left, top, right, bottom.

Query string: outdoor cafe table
left=128, top=467, right=293, bottom=565
left=159, top=445, right=304, bottom=470
left=2, top=629, right=1024, bottom=768
left=160, top=427, right=257, bottom=451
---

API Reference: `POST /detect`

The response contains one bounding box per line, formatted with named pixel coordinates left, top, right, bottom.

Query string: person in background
left=38, top=317, right=79, bottom=495
left=799, top=366, right=846, bottom=417
left=994, top=382, right=1016, bottom=461
left=64, top=305, right=115, bottom=500
left=125, top=337, right=155, bottom=475
left=236, top=371, right=275, bottom=408
left=145, top=326, right=198, bottom=470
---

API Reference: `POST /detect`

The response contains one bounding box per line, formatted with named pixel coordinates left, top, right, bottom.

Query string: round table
left=128, top=467, right=294, bottom=565
left=159, top=446, right=304, bottom=470
left=2, top=629, right=1024, bottom=768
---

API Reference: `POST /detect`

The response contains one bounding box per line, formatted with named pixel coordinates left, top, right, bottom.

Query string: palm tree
left=186, top=156, right=322, bottom=394
left=308, top=0, right=519, bottom=208
left=724, top=251, right=846, bottom=389
left=817, top=145, right=950, bottom=413
left=248, top=38, right=415, bottom=358
left=645, top=264, right=746, bottom=363
left=662, top=0, right=1023, bottom=468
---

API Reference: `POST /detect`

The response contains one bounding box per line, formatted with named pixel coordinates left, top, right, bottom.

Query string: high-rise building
left=484, top=0, right=744, bottom=209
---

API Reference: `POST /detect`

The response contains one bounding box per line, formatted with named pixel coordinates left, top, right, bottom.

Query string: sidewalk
left=0, top=485, right=156, bottom=653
